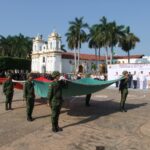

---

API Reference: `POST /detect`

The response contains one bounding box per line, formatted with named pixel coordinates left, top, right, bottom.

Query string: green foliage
left=91, top=63, right=97, bottom=71
left=0, top=34, right=32, bottom=59
left=0, top=57, right=31, bottom=70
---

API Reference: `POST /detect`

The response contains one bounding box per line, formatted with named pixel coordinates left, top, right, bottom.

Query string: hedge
left=0, top=57, right=31, bottom=70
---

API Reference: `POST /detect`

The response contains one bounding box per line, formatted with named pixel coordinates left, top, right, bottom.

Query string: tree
left=88, top=24, right=103, bottom=69
left=119, top=27, right=140, bottom=63
left=0, top=34, right=32, bottom=59
left=61, top=44, right=67, bottom=52
left=67, top=17, right=89, bottom=72
left=107, top=21, right=125, bottom=64
left=65, top=29, right=78, bottom=72
left=99, top=16, right=110, bottom=65
left=0, top=35, right=7, bottom=56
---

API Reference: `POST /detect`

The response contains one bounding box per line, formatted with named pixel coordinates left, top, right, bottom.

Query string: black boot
left=122, top=103, right=127, bottom=112
left=27, top=116, right=33, bottom=122
left=57, top=126, right=63, bottom=132
left=123, top=108, right=127, bottom=112
left=120, top=103, right=124, bottom=112
left=52, top=125, right=58, bottom=132
left=9, top=103, right=13, bottom=110
left=5, top=103, right=8, bottom=111
left=120, top=108, right=124, bottom=112
left=86, top=103, right=90, bottom=107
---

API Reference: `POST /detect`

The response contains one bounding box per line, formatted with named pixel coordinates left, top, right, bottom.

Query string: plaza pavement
left=0, top=85, right=150, bottom=150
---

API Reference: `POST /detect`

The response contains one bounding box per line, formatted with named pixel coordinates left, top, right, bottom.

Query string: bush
left=0, top=57, right=31, bottom=70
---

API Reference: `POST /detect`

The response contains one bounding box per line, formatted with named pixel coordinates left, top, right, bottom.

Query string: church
left=31, top=31, right=144, bottom=74
left=31, top=31, right=99, bottom=74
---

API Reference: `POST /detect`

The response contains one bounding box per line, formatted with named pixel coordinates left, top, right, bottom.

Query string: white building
left=31, top=31, right=146, bottom=74
left=32, top=32, right=62, bottom=73
left=31, top=31, right=99, bottom=73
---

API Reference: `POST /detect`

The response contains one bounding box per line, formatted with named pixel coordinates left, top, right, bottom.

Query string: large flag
left=33, top=78, right=122, bottom=98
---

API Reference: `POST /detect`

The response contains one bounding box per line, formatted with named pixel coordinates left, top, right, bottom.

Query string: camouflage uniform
left=48, top=71, right=67, bottom=132
left=119, top=71, right=128, bottom=112
left=3, top=77, right=14, bottom=110
left=23, top=74, right=35, bottom=121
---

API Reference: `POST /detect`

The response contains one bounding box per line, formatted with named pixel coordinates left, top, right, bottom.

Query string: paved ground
left=0, top=85, right=150, bottom=150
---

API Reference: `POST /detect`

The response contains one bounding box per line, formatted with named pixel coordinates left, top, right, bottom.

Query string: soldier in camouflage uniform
left=23, top=73, right=35, bottom=121
left=3, top=74, right=14, bottom=110
left=119, top=71, right=129, bottom=112
left=48, top=71, right=67, bottom=132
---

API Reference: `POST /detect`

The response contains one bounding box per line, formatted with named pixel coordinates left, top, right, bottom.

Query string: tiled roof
left=62, top=52, right=144, bottom=61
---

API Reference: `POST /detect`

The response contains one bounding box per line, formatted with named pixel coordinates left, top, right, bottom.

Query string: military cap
left=27, top=73, right=33, bottom=79
left=122, top=71, right=128, bottom=76
left=52, top=71, right=60, bottom=78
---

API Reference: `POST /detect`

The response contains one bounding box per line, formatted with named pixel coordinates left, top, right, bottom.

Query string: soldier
left=23, top=73, right=35, bottom=121
left=48, top=71, right=67, bottom=132
left=3, top=74, right=14, bottom=110
left=85, top=94, right=92, bottom=107
left=119, top=71, right=129, bottom=112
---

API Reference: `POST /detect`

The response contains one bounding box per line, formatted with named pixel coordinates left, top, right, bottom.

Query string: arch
left=50, top=42, right=52, bottom=49
left=42, top=65, right=46, bottom=73
left=78, top=65, right=83, bottom=73
left=43, top=57, right=45, bottom=63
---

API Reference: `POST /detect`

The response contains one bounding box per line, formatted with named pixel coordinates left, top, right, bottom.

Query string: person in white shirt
left=146, top=72, right=150, bottom=89
left=132, top=71, right=138, bottom=89
left=115, top=72, right=119, bottom=87
left=99, top=73, right=105, bottom=80
left=139, top=71, right=146, bottom=89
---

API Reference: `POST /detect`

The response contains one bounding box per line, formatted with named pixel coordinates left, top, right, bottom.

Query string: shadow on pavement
left=62, top=98, right=147, bottom=129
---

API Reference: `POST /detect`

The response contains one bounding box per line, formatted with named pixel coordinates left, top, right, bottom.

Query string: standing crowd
left=115, top=71, right=150, bottom=89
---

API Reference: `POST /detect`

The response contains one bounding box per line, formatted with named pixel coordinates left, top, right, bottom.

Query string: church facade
left=31, top=31, right=98, bottom=74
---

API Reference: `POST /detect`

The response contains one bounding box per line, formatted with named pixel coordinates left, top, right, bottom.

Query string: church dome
left=35, top=34, right=42, bottom=40
left=50, top=32, right=59, bottom=37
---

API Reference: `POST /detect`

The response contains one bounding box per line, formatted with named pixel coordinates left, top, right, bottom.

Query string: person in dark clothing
left=48, top=71, right=67, bottom=132
left=23, top=73, right=35, bottom=121
left=119, top=71, right=129, bottom=112
left=132, top=71, right=138, bottom=89
left=128, top=72, right=132, bottom=88
left=3, top=74, right=14, bottom=110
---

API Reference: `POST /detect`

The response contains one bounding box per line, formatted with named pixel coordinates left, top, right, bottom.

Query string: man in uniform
left=48, top=71, right=67, bottom=132
left=23, top=73, right=35, bottom=121
left=119, top=71, right=129, bottom=112
left=3, top=74, right=14, bottom=110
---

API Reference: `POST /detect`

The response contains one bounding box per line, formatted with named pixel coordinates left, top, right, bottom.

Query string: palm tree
left=107, top=21, right=125, bottom=64
left=88, top=25, right=98, bottom=67
left=67, top=17, right=89, bottom=72
left=119, top=27, right=140, bottom=63
left=65, top=29, right=78, bottom=72
left=99, top=16, right=110, bottom=65
left=61, top=44, right=67, bottom=52
left=88, top=24, right=103, bottom=68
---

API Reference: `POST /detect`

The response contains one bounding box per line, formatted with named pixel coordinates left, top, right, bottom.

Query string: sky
left=0, top=0, right=150, bottom=56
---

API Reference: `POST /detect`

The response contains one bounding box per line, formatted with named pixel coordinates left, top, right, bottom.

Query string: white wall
left=62, top=59, right=74, bottom=73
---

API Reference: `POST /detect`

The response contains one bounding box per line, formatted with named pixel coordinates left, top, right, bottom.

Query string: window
left=43, top=57, right=45, bottom=63
left=50, top=42, right=52, bottom=49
